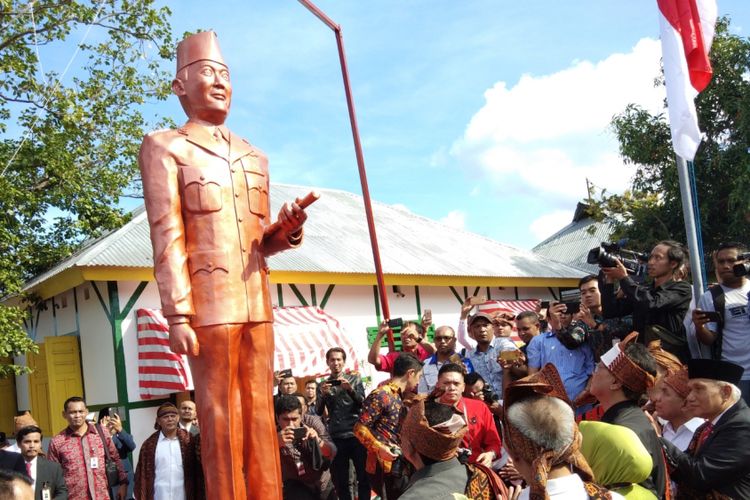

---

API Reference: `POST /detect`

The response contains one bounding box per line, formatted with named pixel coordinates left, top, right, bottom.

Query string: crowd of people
left=1, top=239, right=749, bottom=499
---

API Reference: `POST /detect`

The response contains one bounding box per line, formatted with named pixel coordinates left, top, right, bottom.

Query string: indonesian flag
left=657, top=0, right=717, bottom=161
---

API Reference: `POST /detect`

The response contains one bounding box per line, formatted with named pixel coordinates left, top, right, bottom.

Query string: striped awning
left=136, top=306, right=359, bottom=399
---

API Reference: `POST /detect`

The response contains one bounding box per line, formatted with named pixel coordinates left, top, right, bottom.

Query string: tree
left=590, top=17, right=750, bottom=258
left=0, top=0, right=175, bottom=376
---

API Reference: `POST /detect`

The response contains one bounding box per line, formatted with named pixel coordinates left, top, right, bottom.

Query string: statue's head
left=172, top=31, right=231, bottom=125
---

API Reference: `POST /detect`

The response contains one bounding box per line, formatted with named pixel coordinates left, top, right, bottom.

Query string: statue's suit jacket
left=139, top=121, right=300, bottom=327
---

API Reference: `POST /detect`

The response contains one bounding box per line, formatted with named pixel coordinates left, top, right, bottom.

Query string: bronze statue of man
left=139, top=31, right=307, bottom=499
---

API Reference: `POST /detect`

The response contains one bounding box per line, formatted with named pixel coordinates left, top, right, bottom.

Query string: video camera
left=733, top=252, right=750, bottom=277
left=587, top=240, right=648, bottom=277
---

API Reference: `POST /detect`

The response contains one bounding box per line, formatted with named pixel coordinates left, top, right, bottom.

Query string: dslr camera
left=481, top=387, right=500, bottom=404
left=587, top=240, right=648, bottom=277
left=733, top=252, right=750, bottom=277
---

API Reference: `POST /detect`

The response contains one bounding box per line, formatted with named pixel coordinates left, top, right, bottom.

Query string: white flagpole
left=675, top=154, right=705, bottom=298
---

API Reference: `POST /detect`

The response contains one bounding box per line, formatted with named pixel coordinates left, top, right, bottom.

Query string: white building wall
left=121, top=281, right=162, bottom=403
left=77, top=281, right=118, bottom=406
left=55, top=288, right=79, bottom=335
left=32, top=300, right=55, bottom=342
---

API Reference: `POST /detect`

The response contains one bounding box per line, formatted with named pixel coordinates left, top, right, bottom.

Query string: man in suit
left=16, top=425, right=67, bottom=500
left=178, top=400, right=199, bottom=436
left=139, top=31, right=308, bottom=500
left=662, top=359, right=750, bottom=498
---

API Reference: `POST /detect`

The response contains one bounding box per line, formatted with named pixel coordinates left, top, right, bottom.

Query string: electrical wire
left=1, top=0, right=108, bottom=176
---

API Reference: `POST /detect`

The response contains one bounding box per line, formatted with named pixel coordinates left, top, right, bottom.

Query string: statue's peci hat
left=176, top=31, right=226, bottom=73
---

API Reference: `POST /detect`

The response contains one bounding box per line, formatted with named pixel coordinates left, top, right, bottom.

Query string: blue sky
left=35, top=1, right=750, bottom=249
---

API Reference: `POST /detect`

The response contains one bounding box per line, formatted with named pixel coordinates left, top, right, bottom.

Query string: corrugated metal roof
left=531, top=214, right=616, bottom=274
left=24, top=184, right=586, bottom=291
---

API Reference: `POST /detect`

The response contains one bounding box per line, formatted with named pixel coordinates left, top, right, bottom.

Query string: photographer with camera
left=526, top=302, right=595, bottom=409
left=368, top=320, right=434, bottom=374
left=693, top=242, right=750, bottom=403
left=599, top=240, right=692, bottom=362
left=276, top=394, right=336, bottom=500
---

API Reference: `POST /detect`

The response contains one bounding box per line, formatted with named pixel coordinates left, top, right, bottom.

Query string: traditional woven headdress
left=663, top=367, right=690, bottom=399
left=647, top=340, right=683, bottom=375
left=600, top=332, right=655, bottom=393
left=502, top=364, right=594, bottom=500
left=14, top=412, right=37, bottom=433
left=400, top=395, right=467, bottom=462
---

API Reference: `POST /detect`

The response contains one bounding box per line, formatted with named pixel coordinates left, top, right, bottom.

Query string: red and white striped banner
left=476, top=299, right=539, bottom=317
left=136, top=306, right=359, bottom=398
left=137, top=308, right=194, bottom=399
left=273, top=306, right=360, bottom=378
left=477, top=300, right=540, bottom=343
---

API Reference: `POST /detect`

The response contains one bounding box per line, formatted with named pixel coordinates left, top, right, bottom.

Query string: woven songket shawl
left=400, top=395, right=467, bottom=462
left=502, top=364, right=596, bottom=500
left=601, top=332, right=655, bottom=393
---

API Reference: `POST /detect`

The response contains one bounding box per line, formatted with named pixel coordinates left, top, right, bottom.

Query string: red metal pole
left=297, top=0, right=394, bottom=349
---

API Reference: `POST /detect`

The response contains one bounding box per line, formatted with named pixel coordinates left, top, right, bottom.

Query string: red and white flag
left=657, top=0, right=717, bottom=161
left=137, top=308, right=194, bottom=399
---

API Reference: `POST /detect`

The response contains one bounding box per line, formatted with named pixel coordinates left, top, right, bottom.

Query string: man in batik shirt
left=48, top=397, right=127, bottom=500
left=354, top=354, right=422, bottom=499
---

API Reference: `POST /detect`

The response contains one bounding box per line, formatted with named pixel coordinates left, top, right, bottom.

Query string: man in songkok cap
left=588, top=332, right=667, bottom=499
left=662, top=359, right=750, bottom=499
left=139, top=31, right=310, bottom=499
left=399, top=397, right=507, bottom=499
left=502, top=364, right=622, bottom=500
left=134, top=403, right=202, bottom=500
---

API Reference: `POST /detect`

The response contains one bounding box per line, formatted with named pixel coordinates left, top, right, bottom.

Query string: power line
left=1, top=0, right=107, bottom=176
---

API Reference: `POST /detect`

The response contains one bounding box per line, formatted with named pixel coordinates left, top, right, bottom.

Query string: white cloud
left=440, top=210, right=466, bottom=229
left=529, top=210, right=574, bottom=241
left=451, top=38, right=666, bottom=203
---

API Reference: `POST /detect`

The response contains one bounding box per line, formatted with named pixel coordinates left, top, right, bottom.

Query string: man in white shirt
left=417, top=326, right=474, bottom=394
left=654, top=367, right=705, bottom=450
left=15, top=425, right=67, bottom=500
left=693, top=242, right=750, bottom=403
left=135, top=403, right=202, bottom=500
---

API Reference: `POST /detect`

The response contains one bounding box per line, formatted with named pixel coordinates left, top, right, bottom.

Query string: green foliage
left=0, top=304, right=37, bottom=377
left=592, top=17, right=750, bottom=253
left=0, top=1, right=175, bottom=374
